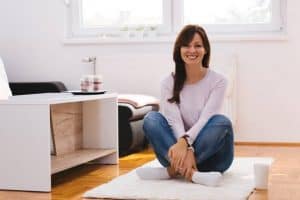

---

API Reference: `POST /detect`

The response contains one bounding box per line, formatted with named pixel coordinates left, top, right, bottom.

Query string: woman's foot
left=191, top=171, right=222, bottom=186
left=136, top=167, right=222, bottom=186
left=136, top=167, right=170, bottom=180
left=136, top=166, right=180, bottom=180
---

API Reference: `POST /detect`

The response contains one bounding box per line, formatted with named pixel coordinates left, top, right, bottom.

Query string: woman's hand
left=168, top=138, right=187, bottom=171
left=180, top=149, right=197, bottom=181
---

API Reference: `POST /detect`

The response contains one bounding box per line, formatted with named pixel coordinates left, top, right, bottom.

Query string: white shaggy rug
left=83, top=157, right=273, bottom=200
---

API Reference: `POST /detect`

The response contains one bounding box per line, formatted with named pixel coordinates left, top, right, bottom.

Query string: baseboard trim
left=235, top=141, right=300, bottom=146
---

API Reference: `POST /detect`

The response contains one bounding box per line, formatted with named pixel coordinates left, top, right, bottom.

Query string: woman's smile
left=185, top=55, right=198, bottom=60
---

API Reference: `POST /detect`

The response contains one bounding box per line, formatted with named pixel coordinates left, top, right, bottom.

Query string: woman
left=136, top=25, right=234, bottom=186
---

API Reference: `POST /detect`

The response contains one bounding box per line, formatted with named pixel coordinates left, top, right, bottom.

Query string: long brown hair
left=168, top=25, right=211, bottom=104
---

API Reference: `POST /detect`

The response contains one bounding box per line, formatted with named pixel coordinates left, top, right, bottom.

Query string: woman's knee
left=208, top=114, right=232, bottom=127
left=143, top=111, right=166, bottom=135
left=200, top=115, right=233, bottom=142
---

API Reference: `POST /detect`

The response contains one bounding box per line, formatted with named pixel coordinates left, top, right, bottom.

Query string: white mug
left=254, top=162, right=270, bottom=190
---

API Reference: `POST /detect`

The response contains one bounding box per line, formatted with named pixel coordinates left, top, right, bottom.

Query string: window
left=68, top=0, right=171, bottom=37
left=182, top=0, right=284, bottom=33
left=81, top=0, right=162, bottom=27
left=66, top=0, right=285, bottom=39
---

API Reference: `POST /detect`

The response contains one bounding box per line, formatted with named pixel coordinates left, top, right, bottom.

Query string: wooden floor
left=1, top=145, right=300, bottom=200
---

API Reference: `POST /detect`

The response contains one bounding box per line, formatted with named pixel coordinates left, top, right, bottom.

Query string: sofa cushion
left=118, top=94, right=159, bottom=108
left=0, top=57, right=12, bottom=99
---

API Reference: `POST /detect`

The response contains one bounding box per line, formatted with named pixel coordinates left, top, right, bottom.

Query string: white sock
left=191, top=171, right=222, bottom=187
left=136, top=167, right=222, bottom=186
left=136, top=167, right=170, bottom=180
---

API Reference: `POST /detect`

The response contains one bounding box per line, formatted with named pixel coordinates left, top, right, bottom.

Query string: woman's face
left=180, top=33, right=206, bottom=66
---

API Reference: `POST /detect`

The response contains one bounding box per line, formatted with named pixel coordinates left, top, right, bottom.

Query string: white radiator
left=210, top=54, right=238, bottom=128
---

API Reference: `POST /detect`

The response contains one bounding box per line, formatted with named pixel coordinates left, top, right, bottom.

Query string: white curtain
left=0, top=57, right=12, bottom=99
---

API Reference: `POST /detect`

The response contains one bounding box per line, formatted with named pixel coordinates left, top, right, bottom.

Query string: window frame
left=65, top=0, right=286, bottom=40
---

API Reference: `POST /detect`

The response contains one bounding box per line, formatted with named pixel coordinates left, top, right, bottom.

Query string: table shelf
left=51, top=148, right=116, bottom=174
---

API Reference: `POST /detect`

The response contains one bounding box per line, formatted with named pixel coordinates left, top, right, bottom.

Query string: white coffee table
left=0, top=92, right=118, bottom=192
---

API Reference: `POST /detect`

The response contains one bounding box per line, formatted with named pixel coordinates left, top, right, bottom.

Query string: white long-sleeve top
left=160, top=69, right=228, bottom=143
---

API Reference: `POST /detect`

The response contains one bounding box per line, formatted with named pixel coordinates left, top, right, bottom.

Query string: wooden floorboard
left=0, top=145, right=300, bottom=200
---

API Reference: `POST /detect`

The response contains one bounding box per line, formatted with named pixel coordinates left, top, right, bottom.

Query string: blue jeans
left=143, top=111, right=234, bottom=173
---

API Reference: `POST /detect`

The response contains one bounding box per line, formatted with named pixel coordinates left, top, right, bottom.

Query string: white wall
left=1, top=0, right=299, bottom=142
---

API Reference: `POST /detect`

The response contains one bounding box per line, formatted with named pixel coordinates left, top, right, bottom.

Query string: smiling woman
left=135, top=25, right=234, bottom=186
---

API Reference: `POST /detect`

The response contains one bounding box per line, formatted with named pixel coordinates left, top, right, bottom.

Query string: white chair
left=0, top=57, right=12, bottom=99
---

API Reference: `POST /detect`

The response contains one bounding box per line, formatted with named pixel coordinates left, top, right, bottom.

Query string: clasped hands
left=168, top=138, right=197, bottom=181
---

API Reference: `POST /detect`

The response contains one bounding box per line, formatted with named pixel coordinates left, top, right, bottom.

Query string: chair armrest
left=9, top=81, right=67, bottom=95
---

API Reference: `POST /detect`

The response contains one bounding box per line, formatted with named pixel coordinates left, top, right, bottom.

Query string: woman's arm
left=186, top=77, right=228, bottom=142
left=160, top=77, right=185, bottom=139
left=161, top=76, right=188, bottom=170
